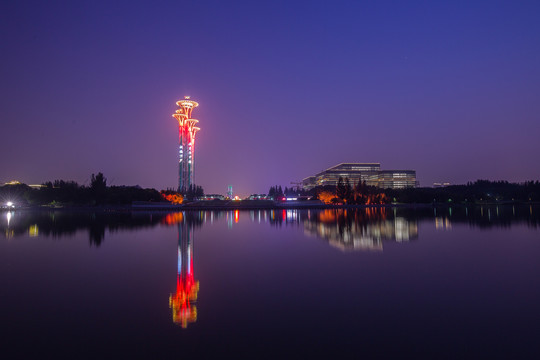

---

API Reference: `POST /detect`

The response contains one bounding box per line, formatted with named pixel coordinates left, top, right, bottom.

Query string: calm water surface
left=1, top=206, right=540, bottom=359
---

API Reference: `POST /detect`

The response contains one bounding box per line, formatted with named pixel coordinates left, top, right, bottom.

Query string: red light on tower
left=172, top=96, right=201, bottom=193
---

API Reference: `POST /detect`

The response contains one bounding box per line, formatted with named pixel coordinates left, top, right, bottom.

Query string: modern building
left=377, top=170, right=417, bottom=189
left=302, top=163, right=417, bottom=190
left=172, top=96, right=201, bottom=193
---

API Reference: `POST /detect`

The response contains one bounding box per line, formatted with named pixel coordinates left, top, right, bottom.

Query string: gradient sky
left=1, top=0, right=539, bottom=196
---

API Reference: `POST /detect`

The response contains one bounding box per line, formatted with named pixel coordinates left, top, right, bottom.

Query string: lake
left=1, top=206, right=539, bottom=359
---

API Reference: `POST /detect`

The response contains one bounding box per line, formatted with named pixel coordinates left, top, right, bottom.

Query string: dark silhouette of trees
left=311, top=178, right=540, bottom=205
left=183, top=184, right=204, bottom=201
left=383, top=179, right=540, bottom=204
left=1, top=173, right=162, bottom=206
left=90, top=172, right=107, bottom=204
left=5, top=177, right=539, bottom=207
left=312, top=178, right=388, bottom=205
left=269, top=185, right=312, bottom=199
left=91, top=172, right=107, bottom=191
left=336, top=177, right=347, bottom=202
left=268, top=185, right=285, bottom=198
left=344, top=178, right=352, bottom=201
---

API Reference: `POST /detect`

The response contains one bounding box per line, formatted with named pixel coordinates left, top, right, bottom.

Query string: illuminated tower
left=172, top=96, right=201, bottom=193
left=169, top=217, right=200, bottom=328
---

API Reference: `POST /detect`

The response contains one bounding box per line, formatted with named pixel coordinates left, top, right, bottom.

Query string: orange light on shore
left=161, top=192, right=183, bottom=204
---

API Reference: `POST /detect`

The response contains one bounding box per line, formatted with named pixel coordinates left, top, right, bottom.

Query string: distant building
left=3, top=180, right=45, bottom=189
left=302, top=163, right=416, bottom=190
left=248, top=194, right=271, bottom=200
left=200, top=194, right=226, bottom=200
left=433, top=182, right=451, bottom=188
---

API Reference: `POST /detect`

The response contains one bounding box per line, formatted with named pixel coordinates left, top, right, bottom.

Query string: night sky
left=1, top=0, right=539, bottom=196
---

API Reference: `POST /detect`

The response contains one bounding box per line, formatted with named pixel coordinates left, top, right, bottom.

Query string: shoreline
left=2, top=201, right=538, bottom=213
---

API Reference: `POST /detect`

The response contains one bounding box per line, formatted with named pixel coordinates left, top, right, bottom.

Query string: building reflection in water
left=435, top=217, right=452, bottom=230
left=434, top=207, right=452, bottom=230
left=167, top=213, right=200, bottom=328
left=301, top=209, right=418, bottom=251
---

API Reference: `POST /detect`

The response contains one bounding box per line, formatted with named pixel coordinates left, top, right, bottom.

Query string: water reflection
left=435, top=217, right=452, bottom=230
left=301, top=209, right=418, bottom=251
left=2, top=208, right=540, bottom=358
left=168, top=213, right=200, bottom=328
left=5, top=211, right=14, bottom=238
left=1, top=206, right=539, bottom=246
left=0, top=211, right=168, bottom=244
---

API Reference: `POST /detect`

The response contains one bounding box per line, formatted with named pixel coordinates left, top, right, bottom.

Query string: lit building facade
left=302, top=163, right=417, bottom=190
left=377, top=170, right=417, bottom=189
left=172, top=96, right=201, bottom=193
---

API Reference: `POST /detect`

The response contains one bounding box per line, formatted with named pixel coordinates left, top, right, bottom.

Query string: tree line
left=268, top=185, right=308, bottom=198
left=315, top=177, right=389, bottom=204
left=384, top=180, right=540, bottom=204
left=267, top=178, right=540, bottom=204
left=0, top=172, right=205, bottom=206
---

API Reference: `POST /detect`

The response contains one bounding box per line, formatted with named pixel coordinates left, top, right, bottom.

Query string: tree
left=91, top=172, right=107, bottom=191
left=318, top=191, right=337, bottom=204
left=353, top=180, right=367, bottom=204
left=344, top=177, right=352, bottom=203
left=336, top=177, right=347, bottom=201
left=161, top=190, right=183, bottom=204
left=184, top=184, right=204, bottom=200
left=90, top=172, right=107, bottom=205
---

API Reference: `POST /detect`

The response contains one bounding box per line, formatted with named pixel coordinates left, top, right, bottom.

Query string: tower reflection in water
left=167, top=212, right=200, bottom=328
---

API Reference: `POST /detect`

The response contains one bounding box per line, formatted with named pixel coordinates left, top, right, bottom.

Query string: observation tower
left=172, top=96, right=201, bottom=193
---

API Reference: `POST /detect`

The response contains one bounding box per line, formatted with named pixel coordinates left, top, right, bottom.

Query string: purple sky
left=1, top=0, right=539, bottom=196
